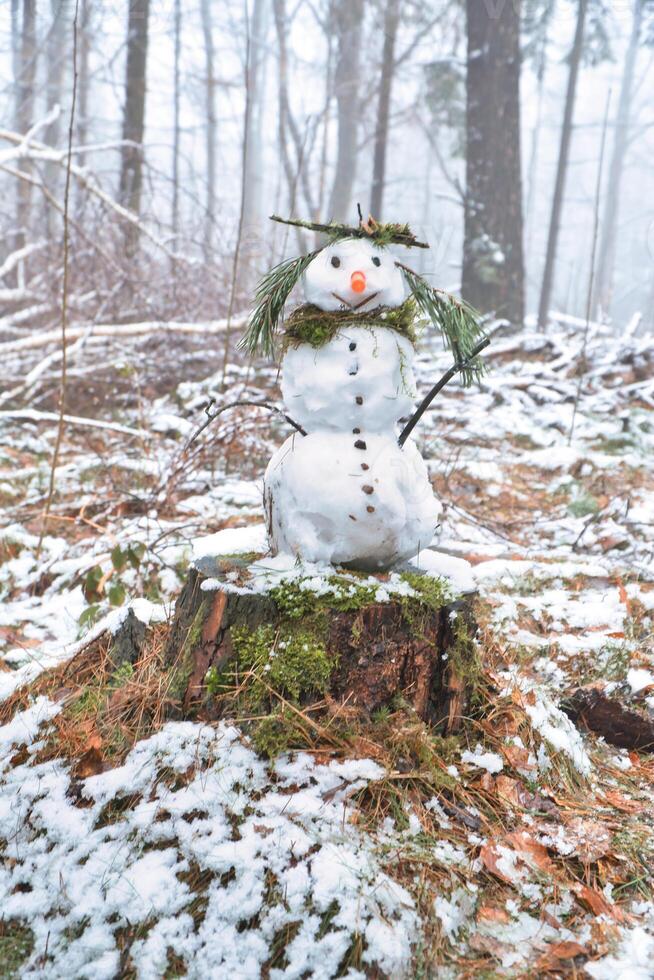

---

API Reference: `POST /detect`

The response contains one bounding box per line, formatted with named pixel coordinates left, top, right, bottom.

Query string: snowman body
left=264, top=238, right=441, bottom=571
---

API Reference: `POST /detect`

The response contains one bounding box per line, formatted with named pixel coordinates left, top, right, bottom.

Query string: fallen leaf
left=480, top=830, right=555, bottom=884
left=469, top=933, right=508, bottom=957
left=477, top=905, right=510, bottom=924
left=504, top=830, right=556, bottom=873
left=563, top=817, right=612, bottom=863
left=502, top=744, right=536, bottom=772
left=574, top=883, right=628, bottom=922
left=495, top=775, right=559, bottom=815
left=535, top=940, right=588, bottom=970
left=74, top=746, right=104, bottom=778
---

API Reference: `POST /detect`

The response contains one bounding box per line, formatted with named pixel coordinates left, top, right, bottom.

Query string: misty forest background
left=1, top=0, right=653, bottom=351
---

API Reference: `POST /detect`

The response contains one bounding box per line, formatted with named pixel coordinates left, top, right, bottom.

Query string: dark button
left=354, top=440, right=367, bottom=450
left=362, top=485, right=374, bottom=495
left=353, top=427, right=361, bottom=434
left=366, top=505, right=375, bottom=513
left=355, top=396, right=363, bottom=405
left=361, top=463, right=369, bottom=470
left=349, top=342, right=357, bottom=351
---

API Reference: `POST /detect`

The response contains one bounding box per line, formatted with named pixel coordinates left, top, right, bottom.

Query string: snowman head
left=304, top=238, right=405, bottom=312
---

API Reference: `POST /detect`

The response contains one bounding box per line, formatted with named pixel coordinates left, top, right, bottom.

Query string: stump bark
left=165, top=557, right=478, bottom=734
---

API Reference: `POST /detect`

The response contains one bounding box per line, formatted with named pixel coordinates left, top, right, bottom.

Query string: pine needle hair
left=239, top=212, right=488, bottom=384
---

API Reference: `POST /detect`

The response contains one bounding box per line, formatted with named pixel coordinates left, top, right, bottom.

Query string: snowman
left=240, top=214, right=486, bottom=572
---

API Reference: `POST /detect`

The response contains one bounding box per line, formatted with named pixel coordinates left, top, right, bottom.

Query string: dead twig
left=184, top=397, right=306, bottom=451
left=568, top=88, right=611, bottom=445
left=37, top=0, right=79, bottom=558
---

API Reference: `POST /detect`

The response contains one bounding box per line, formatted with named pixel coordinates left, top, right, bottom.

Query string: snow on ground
left=0, top=708, right=414, bottom=979
left=1, top=315, right=654, bottom=976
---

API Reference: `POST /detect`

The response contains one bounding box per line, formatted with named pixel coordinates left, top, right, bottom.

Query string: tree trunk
left=74, top=0, right=90, bottom=218
left=171, top=0, right=182, bottom=238
left=369, top=0, right=400, bottom=218
left=200, top=0, right=216, bottom=261
left=594, top=0, right=643, bottom=319
left=76, top=0, right=90, bottom=149
left=14, top=0, right=37, bottom=254
left=537, top=0, right=587, bottom=329
left=119, top=0, right=150, bottom=255
left=242, top=0, right=267, bottom=243
left=44, top=0, right=70, bottom=234
left=462, top=0, right=524, bottom=326
left=165, top=561, right=478, bottom=731
left=327, top=0, right=365, bottom=223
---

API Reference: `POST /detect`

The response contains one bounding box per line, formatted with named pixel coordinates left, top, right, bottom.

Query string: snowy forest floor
left=1, top=313, right=654, bottom=978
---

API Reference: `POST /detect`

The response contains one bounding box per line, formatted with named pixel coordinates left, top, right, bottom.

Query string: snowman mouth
left=332, top=291, right=379, bottom=311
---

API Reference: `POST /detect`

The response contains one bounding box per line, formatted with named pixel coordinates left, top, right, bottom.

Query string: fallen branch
left=0, top=409, right=147, bottom=438
left=563, top=687, right=654, bottom=752
left=0, top=315, right=248, bottom=355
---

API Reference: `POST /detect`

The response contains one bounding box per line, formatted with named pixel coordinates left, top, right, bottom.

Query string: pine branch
left=238, top=250, right=319, bottom=357
left=397, top=263, right=487, bottom=385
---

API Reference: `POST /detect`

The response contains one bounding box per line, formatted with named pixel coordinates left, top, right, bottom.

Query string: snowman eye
left=331, top=256, right=341, bottom=268
left=372, top=256, right=381, bottom=267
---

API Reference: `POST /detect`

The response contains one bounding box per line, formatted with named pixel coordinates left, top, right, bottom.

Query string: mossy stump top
left=165, top=538, right=479, bottom=746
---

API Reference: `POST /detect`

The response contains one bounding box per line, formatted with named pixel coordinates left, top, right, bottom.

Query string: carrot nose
left=351, top=270, right=366, bottom=293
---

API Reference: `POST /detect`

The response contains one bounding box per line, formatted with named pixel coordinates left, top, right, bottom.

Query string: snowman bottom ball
left=264, top=431, right=441, bottom=571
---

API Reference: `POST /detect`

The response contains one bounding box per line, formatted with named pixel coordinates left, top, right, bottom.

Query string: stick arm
left=398, top=338, right=491, bottom=447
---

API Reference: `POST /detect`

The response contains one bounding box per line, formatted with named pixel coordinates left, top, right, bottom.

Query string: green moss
left=400, top=572, right=451, bottom=611
left=448, top=615, right=482, bottom=694
left=397, top=572, right=452, bottom=642
left=283, top=298, right=419, bottom=351
left=268, top=577, right=380, bottom=618
left=576, top=641, right=630, bottom=685
left=0, top=921, right=34, bottom=978
left=567, top=493, right=600, bottom=518
left=250, top=709, right=309, bottom=758
left=231, top=623, right=332, bottom=706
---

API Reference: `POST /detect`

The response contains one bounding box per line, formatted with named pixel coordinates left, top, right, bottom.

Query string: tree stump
left=165, top=552, right=479, bottom=734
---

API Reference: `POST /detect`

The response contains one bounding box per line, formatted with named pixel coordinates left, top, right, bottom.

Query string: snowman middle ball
left=263, top=238, right=442, bottom=570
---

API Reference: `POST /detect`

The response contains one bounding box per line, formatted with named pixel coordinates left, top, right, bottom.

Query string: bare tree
left=462, top=0, right=524, bottom=325
left=172, top=0, right=182, bottom=237
left=327, top=0, right=365, bottom=222
left=242, top=0, right=267, bottom=237
left=272, top=0, right=317, bottom=250
left=119, top=0, right=150, bottom=254
left=537, top=0, right=587, bottom=328
left=200, top=0, right=217, bottom=259
left=594, top=0, right=644, bottom=317
left=45, top=0, right=70, bottom=233
left=76, top=0, right=91, bottom=151
left=13, top=0, right=37, bottom=253
left=369, top=0, right=400, bottom=218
